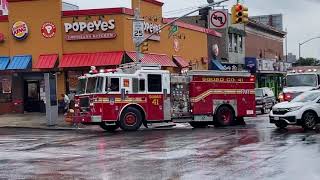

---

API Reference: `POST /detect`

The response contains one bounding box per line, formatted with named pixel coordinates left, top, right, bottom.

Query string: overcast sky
left=64, top=0, right=320, bottom=59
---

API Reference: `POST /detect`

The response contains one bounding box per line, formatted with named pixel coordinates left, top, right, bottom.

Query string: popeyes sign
left=64, top=19, right=116, bottom=41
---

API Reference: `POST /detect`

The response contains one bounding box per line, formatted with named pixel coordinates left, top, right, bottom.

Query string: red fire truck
left=69, top=63, right=256, bottom=131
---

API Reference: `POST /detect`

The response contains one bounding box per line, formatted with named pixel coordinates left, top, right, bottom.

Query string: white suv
left=270, top=90, right=320, bottom=129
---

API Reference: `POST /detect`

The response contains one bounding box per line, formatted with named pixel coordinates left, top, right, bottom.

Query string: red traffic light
left=235, top=4, right=243, bottom=12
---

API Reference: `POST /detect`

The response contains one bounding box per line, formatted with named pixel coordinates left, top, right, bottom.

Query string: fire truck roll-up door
left=145, top=72, right=171, bottom=121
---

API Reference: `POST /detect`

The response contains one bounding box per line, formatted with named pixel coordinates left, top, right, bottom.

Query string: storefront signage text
left=64, top=20, right=115, bottom=33
left=12, top=21, right=29, bottom=40
left=144, top=21, right=161, bottom=41
left=201, top=77, right=244, bottom=83
left=64, top=19, right=116, bottom=41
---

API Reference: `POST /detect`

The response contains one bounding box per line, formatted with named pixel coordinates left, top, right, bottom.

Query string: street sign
left=209, top=10, right=228, bottom=29
left=168, top=25, right=179, bottom=37
left=133, top=20, right=144, bottom=44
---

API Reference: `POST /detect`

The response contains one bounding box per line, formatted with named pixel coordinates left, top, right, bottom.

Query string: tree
left=293, top=57, right=319, bottom=66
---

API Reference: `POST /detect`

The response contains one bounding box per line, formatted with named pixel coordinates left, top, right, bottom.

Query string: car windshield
left=286, top=74, right=318, bottom=87
left=255, top=89, right=264, bottom=97
left=76, top=78, right=86, bottom=95
left=291, top=91, right=320, bottom=103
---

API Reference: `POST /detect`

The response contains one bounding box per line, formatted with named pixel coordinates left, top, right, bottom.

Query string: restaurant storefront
left=0, top=0, right=221, bottom=114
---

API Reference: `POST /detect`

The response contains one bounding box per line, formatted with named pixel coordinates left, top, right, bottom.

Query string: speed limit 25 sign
left=133, top=20, right=144, bottom=43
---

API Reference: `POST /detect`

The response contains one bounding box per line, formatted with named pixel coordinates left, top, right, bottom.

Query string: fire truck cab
left=279, top=69, right=320, bottom=101
left=71, top=63, right=256, bottom=131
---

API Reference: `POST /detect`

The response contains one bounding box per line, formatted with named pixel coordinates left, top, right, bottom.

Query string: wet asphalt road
left=1, top=115, right=320, bottom=180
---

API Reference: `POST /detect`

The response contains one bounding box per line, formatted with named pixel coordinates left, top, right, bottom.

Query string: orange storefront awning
left=173, top=56, right=189, bottom=68
left=34, top=54, right=58, bottom=69
left=59, top=52, right=124, bottom=68
left=126, top=52, right=177, bottom=67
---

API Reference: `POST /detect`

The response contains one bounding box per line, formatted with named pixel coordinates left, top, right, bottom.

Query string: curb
left=0, top=125, right=86, bottom=131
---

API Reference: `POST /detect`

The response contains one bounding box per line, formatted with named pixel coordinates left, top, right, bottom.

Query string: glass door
left=24, top=80, right=40, bottom=112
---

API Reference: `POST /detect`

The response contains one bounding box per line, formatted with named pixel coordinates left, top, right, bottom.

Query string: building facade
left=181, top=11, right=246, bottom=71
left=0, top=0, right=221, bottom=114
left=245, top=19, right=290, bottom=96
left=250, top=14, right=283, bottom=31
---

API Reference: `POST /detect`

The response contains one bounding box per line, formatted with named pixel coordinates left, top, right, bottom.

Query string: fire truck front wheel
left=119, top=107, right=143, bottom=131
left=215, top=106, right=235, bottom=127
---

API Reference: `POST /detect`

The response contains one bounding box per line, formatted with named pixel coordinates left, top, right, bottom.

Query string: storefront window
left=0, top=76, right=12, bottom=103
left=67, top=71, right=84, bottom=93
left=233, top=34, right=238, bottom=53
left=228, top=33, right=233, bottom=52
left=239, top=36, right=243, bottom=53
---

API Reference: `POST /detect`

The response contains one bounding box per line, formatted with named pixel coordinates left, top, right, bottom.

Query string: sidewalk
left=0, top=113, right=83, bottom=130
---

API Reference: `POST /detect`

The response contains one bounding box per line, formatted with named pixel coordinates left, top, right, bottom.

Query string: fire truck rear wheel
left=215, top=106, right=235, bottom=127
left=99, top=123, right=119, bottom=132
left=119, top=107, right=143, bottom=131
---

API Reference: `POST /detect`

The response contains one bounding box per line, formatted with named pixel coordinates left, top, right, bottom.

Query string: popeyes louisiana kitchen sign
left=144, top=21, right=161, bottom=41
left=12, top=21, right=29, bottom=40
left=41, top=22, right=56, bottom=38
left=64, top=19, right=116, bottom=41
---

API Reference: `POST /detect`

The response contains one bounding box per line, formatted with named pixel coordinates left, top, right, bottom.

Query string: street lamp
left=299, top=36, right=320, bottom=60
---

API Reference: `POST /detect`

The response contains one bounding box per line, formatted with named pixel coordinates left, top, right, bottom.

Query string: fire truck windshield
left=77, top=78, right=86, bottom=95
left=77, top=77, right=104, bottom=95
left=286, top=74, right=318, bottom=87
left=86, top=77, right=97, bottom=93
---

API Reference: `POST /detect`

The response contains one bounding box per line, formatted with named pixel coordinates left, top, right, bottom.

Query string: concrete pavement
left=0, top=112, right=268, bottom=130
left=0, top=113, right=81, bottom=130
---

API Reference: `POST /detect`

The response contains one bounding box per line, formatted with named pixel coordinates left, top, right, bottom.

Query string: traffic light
left=141, top=41, right=149, bottom=53
left=231, top=4, right=249, bottom=24
left=199, top=7, right=211, bottom=21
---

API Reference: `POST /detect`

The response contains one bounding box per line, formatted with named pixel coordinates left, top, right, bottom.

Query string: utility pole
left=131, top=8, right=144, bottom=63
left=285, top=27, right=288, bottom=62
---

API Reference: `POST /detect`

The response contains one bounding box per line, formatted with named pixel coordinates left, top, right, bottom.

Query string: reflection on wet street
left=1, top=114, right=320, bottom=180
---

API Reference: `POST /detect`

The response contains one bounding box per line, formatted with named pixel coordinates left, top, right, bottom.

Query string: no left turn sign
left=209, top=10, right=228, bottom=29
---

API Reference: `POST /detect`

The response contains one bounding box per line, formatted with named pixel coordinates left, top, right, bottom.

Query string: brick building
left=180, top=12, right=245, bottom=71
left=246, top=19, right=285, bottom=60
left=244, top=19, right=289, bottom=96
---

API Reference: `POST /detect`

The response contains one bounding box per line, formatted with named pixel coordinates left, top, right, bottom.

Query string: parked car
left=255, top=88, right=276, bottom=114
left=270, top=90, right=320, bottom=129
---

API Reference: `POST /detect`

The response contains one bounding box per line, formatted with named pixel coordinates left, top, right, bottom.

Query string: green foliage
left=293, top=57, right=319, bottom=66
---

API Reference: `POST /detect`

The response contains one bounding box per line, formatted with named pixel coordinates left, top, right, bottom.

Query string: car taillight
left=283, top=93, right=293, bottom=101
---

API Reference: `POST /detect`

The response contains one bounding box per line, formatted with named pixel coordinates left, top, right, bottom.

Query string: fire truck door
left=146, top=74, right=164, bottom=121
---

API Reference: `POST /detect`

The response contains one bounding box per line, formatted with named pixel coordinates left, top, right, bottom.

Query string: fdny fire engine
left=69, top=63, right=256, bottom=131
left=279, top=69, right=320, bottom=102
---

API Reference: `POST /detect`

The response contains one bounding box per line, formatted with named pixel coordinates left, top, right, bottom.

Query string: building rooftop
left=247, top=18, right=286, bottom=38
